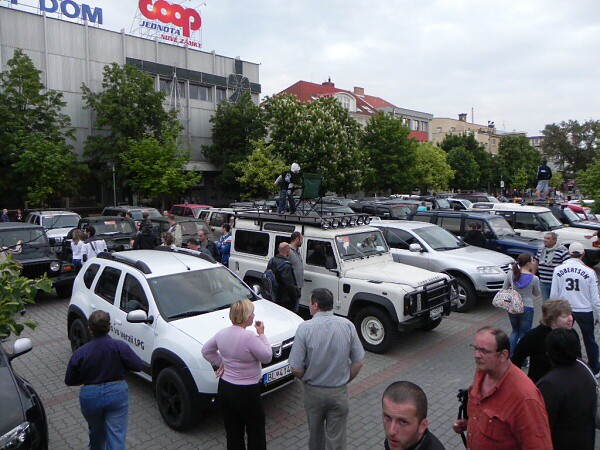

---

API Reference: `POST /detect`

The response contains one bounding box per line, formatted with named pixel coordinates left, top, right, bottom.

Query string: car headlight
left=0, top=421, right=31, bottom=449
left=50, top=261, right=61, bottom=272
left=54, top=236, right=63, bottom=243
left=476, top=266, right=502, bottom=274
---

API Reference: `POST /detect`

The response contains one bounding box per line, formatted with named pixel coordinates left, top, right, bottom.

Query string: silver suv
left=25, top=210, right=81, bottom=251
left=372, top=221, right=513, bottom=312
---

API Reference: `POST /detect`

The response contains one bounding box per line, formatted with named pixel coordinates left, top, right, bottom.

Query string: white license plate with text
left=263, top=365, right=292, bottom=385
left=430, top=305, right=444, bottom=319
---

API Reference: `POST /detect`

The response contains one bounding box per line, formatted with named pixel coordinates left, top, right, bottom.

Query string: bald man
left=266, top=242, right=301, bottom=312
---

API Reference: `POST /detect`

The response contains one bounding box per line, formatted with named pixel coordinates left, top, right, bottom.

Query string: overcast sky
left=11, top=0, right=599, bottom=135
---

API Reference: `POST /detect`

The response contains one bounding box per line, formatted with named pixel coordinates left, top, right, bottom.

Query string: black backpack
left=262, top=259, right=288, bottom=302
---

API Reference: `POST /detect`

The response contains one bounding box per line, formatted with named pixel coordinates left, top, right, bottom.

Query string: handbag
left=577, top=359, right=600, bottom=429
left=492, top=275, right=524, bottom=314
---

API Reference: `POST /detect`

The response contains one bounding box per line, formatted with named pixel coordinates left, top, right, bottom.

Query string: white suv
left=229, top=212, right=457, bottom=354
left=67, top=249, right=303, bottom=430
left=26, top=210, right=81, bottom=251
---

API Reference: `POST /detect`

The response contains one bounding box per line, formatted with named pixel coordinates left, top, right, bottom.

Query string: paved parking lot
left=7, top=291, right=600, bottom=449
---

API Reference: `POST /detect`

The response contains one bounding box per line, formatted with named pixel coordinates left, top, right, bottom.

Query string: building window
left=159, top=79, right=185, bottom=98
left=403, top=118, right=410, bottom=127
left=420, top=121, right=428, bottom=132
left=216, top=87, right=228, bottom=103
left=412, top=120, right=419, bottom=131
left=189, top=83, right=212, bottom=101
left=436, top=127, right=442, bottom=133
left=338, top=96, right=351, bottom=111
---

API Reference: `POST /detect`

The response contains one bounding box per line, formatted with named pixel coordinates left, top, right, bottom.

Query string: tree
left=439, top=133, right=493, bottom=189
left=263, top=94, right=364, bottom=195
left=82, top=63, right=182, bottom=195
left=0, top=49, right=80, bottom=204
left=447, top=147, right=479, bottom=190
left=413, top=143, right=454, bottom=194
left=120, top=134, right=200, bottom=209
left=0, top=255, right=52, bottom=338
left=497, top=135, right=541, bottom=190
left=202, top=92, right=266, bottom=199
left=361, top=112, right=418, bottom=193
left=542, top=120, right=599, bottom=176
left=577, top=161, right=600, bottom=213
left=232, top=140, right=287, bottom=199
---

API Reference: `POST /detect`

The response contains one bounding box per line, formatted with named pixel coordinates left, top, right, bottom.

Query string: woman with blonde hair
left=71, top=229, right=85, bottom=270
left=202, top=300, right=272, bottom=449
left=503, top=253, right=540, bottom=354
left=512, top=299, right=579, bottom=382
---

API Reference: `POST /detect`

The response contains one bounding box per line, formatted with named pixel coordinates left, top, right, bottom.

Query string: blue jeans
left=508, top=306, right=534, bottom=355
left=539, top=282, right=551, bottom=302
left=278, top=189, right=296, bottom=214
left=572, top=311, right=600, bottom=374
left=80, top=381, right=129, bottom=450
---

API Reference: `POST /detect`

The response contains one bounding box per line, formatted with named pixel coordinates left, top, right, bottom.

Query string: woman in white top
left=71, top=229, right=84, bottom=270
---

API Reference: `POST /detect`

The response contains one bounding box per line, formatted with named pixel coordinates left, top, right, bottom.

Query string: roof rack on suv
left=235, top=211, right=372, bottom=229
left=154, top=246, right=217, bottom=264
left=97, top=252, right=152, bottom=274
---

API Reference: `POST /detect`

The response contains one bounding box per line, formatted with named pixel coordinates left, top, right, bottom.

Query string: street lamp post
left=111, top=163, right=117, bottom=207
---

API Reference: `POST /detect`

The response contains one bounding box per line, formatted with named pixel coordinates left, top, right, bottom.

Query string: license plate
left=263, top=365, right=292, bottom=385
left=430, top=305, right=443, bottom=319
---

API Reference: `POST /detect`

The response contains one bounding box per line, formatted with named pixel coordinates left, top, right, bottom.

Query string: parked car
left=408, top=210, right=543, bottom=260
left=565, top=203, right=597, bottom=222
left=469, top=203, right=600, bottom=265
left=549, top=204, right=600, bottom=231
left=350, top=201, right=417, bottom=220
left=67, top=249, right=303, bottom=430
left=372, top=221, right=513, bottom=312
left=0, top=222, right=77, bottom=298
left=197, top=208, right=238, bottom=241
left=447, top=198, right=473, bottom=210
left=64, top=216, right=136, bottom=259
left=169, top=204, right=213, bottom=218
left=0, top=338, right=48, bottom=449
left=25, top=210, right=81, bottom=252
left=149, top=217, right=211, bottom=247
left=394, top=195, right=451, bottom=210
left=229, top=211, right=458, bottom=353
left=101, top=206, right=162, bottom=226
left=452, top=193, right=499, bottom=204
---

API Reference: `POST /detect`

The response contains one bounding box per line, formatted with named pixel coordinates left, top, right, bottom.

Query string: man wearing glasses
left=453, top=326, right=552, bottom=449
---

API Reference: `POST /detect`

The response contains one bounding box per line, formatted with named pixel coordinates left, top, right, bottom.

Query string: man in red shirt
left=453, top=326, right=552, bottom=449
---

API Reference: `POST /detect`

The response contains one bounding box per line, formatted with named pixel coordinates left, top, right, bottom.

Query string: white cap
left=569, top=242, right=584, bottom=255
left=291, top=163, right=301, bottom=173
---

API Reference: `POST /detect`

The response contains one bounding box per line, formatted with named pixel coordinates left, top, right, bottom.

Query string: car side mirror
left=409, top=243, right=422, bottom=253
left=127, top=310, right=154, bottom=324
left=9, top=338, right=33, bottom=361
left=48, top=238, right=56, bottom=246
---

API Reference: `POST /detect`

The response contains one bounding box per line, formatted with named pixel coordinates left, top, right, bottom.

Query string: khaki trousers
left=303, top=384, right=349, bottom=450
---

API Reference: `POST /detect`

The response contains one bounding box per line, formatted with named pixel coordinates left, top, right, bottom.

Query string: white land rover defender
left=229, top=212, right=458, bottom=353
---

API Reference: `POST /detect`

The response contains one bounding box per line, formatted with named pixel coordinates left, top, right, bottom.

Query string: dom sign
left=8, top=0, right=103, bottom=24
left=139, top=0, right=201, bottom=38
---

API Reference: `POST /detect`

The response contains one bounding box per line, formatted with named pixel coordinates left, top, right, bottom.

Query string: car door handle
left=115, top=320, right=122, bottom=325
left=304, top=278, right=312, bottom=282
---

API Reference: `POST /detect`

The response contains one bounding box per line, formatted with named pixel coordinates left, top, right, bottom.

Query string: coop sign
left=138, top=0, right=202, bottom=48
left=6, top=0, right=103, bottom=24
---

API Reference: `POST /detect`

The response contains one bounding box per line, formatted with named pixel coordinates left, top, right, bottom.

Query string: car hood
left=11, top=246, right=56, bottom=263
left=498, top=234, right=542, bottom=245
left=0, top=363, right=26, bottom=435
left=45, top=227, right=73, bottom=239
left=439, top=246, right=514, bottom=267
left=168, top=299, right=304, bottom=345
left=345, top=263, right=447, bottom=288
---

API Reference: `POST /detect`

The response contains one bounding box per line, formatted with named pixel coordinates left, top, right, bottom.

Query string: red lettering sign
left=139, top=0, right=201, bottom=38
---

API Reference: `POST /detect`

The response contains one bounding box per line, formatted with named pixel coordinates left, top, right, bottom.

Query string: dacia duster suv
left=229, top=212, right=457, bottom=353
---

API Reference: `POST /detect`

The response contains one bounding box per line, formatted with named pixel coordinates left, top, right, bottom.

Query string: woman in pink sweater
left=202, top=300, right=272, bottom=450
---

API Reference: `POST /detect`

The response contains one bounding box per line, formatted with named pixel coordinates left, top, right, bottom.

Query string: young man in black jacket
left=267, top=242, right=300, bottom=312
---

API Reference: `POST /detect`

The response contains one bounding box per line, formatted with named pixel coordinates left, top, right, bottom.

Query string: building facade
left=0, top=5, right=261, bottom=204
left=278, top=80, right=432, bottom=142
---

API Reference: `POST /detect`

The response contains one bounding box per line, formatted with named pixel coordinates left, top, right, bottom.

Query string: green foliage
left=202, top=92, right=266, bottom=199
left=0, top=255, right=52, bottom=338
left=413, top=143, right=454, bottom=194
left=263, top=94, right=364, bottom=195
left=439, top=133, right=493, bottom=189
left=233, top=141, right=287, bottom=199
left=549, top=171, right=564, bottom=190
left=447, top=147, right=479, bottom=190
left=542, top=120, right=599, bottom=176
left=361, top=112, right=418, bottom=193
left=0, top=49, right=77, bottom=204
left=577, top=162, right=600, bottom=213
left=497, top=135, right=541, bottom=189
left=82, top=63, right=182, bottom=188
left=120, top=134, right=200, bottom=206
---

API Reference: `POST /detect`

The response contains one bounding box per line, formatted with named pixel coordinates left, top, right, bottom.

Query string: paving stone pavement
left=7, top=290, right=600, bottom=449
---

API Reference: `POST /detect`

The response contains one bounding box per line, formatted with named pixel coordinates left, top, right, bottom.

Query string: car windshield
left=149, top=266, right=256, bottom=320
left=42, top=214, right=79, bottom=229
left=389, top=206, right=414, bottom=218
left=335, top=230, right=389, bottom=260
left=91, top=220, right=135, bottom=235
left=562, top=207, right=582, bottom=223
left=488, top=217, right=516, bottom=236
left=0, top=228, right=47, bottom=248
left=414, top=226, right=464, bottom=251
left=538, top=212, right=563, bottom=230
left=435, top=199, right=450, bottom=209
left=129, top=209, right=162, bottom=221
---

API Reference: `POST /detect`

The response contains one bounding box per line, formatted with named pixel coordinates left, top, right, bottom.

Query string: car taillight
left=593, top=241, right=599, bottom=248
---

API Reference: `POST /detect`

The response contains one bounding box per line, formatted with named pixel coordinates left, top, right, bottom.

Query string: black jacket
left=463, top=230, right=487, bottom=248
left=267, top=254, right=300, bottom=309
left=537, top=164, right=552, bottom=181
left=202, top=240, right=220, bottom=261
left=384, top=429, right=445, bottom=449
left=133, top=225, right=160, bottom=250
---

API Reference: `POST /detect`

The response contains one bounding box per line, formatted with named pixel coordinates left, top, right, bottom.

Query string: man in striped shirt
left=535, top=232, right=569, bottom=301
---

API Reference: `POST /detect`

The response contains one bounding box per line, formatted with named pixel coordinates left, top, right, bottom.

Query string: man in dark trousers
left=274, top=163, right=301, bottom=214
left=536, top=160, right=552, bottom=200
left=463, top=222, right=487, bottom=248
left=267, top=242, right=300, bottom=311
